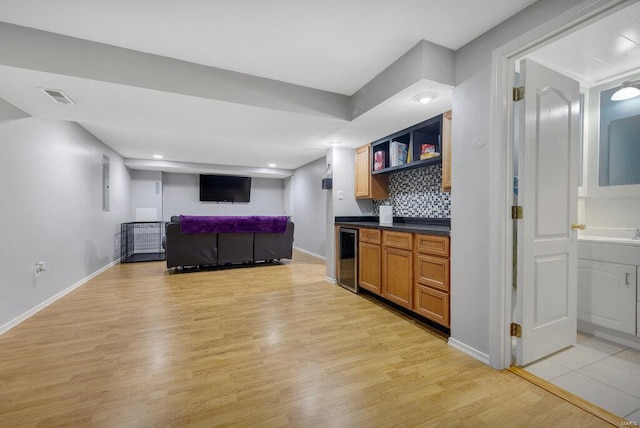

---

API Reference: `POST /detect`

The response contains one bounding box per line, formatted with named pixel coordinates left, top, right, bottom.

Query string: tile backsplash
left=373, top=164, right=451, bottom=218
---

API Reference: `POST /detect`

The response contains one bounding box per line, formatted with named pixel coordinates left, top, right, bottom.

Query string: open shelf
left=371, top=114, right=443, bottom=175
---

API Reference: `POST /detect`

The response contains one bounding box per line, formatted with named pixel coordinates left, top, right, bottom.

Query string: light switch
left=338, top=190, right=344, bottom=200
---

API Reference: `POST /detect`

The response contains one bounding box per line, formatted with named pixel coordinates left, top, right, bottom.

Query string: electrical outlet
left=34, top=261, right=46, bottom=278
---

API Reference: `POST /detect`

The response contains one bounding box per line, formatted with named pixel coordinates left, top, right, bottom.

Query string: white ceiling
left=0, top=0, right=538, bottom=95
left=527, top=1, right=640, bottom=87
left=0, top=0, right=542, bottom=175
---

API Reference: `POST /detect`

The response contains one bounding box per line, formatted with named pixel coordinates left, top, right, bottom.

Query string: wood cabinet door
left=441, top=110, right=452, bottom=192
left=414, top=284, right=450, bottom=327
left=359, top=242, right=382, bottom=294
left=415, top=254, right=450, bottom=292
left=355, top=145, right=371, bottom=198
left=382, top=247, right=413, bottom=309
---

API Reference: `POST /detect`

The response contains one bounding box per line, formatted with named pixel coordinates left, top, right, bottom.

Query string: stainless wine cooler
left=337, top=227, right=359, bottom=293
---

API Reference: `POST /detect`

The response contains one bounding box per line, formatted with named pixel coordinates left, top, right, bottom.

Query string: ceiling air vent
left=40, top=88, right=75, bottom=105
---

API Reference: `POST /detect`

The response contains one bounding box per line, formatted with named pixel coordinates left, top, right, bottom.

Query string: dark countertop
left=334, top=217, right=450, bottom=236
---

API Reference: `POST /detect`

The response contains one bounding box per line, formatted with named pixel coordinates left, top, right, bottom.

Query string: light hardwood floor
left=0, top=251, right=612, bottom=427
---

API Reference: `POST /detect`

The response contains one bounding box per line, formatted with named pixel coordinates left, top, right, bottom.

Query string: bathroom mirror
left=599, top=85, right=640, bottom=186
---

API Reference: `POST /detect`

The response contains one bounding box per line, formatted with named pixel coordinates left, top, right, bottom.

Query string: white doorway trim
left=488, top=0, right=637, bottom=370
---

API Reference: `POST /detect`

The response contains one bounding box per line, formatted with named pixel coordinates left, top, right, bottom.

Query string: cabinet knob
left=571, top=223, right=586, bottom=231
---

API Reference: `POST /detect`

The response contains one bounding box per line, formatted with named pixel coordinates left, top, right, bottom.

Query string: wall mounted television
left=199, top=174, right=252, bottom=202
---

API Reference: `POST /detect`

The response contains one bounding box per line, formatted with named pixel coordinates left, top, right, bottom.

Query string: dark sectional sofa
left=164, top=216, right=294, bottom=269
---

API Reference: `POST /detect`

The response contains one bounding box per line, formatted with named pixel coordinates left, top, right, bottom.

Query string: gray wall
left=290, top=157, right=327, bottom=258
left=161, top=172, right=285, bottom=220
left=450, top=0, right=587, bottom=359
left=325, top=146, right=375, bottom=279
left=0, top=117, right=131, bottom=331
left=131, top=170, right=163, bottom=221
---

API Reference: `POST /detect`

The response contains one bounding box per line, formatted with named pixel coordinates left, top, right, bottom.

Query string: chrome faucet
left=634, top=228, right=640, bottom=240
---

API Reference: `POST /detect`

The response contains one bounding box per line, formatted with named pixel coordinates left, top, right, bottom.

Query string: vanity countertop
left=578, top=237, right=640, bottom=265
left=578, top=236, right=640, bottom=246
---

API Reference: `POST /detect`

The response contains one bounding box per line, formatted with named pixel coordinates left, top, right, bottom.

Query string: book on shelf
left=373, top=151, right=385, bottom=171
left=390, top=141, right=408, bottom=167
left=419, top=143, right=440, bottom=160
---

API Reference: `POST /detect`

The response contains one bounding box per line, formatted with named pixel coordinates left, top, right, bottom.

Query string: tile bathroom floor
left=524, top=332, right=640, bottom=421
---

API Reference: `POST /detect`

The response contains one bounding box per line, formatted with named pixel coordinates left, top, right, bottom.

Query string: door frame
left=488, top=0, right=636, bottom=369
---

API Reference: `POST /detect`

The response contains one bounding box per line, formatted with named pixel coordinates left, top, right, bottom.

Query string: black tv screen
left=199, top=175, right=251, bottom=202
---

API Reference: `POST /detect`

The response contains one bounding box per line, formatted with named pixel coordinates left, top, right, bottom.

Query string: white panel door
left=515, top=59, right=581, bottom=366
left=578, top=260, right=637, bottom=335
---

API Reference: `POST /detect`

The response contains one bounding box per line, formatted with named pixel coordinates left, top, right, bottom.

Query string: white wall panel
left=131, top=170, right=162, bottom=221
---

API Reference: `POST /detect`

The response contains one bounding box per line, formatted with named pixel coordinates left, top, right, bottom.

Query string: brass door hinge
left=512, top=205, right=523, bottom=220
left=510, top=323, right=522, bottom=338
left=513, top=86, right=525, bottom=102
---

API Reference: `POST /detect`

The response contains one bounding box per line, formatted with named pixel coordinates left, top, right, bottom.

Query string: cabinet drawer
left=415, top=234, right=449, bottom=257
left=415, top=254, right=450, bottom=292
left=382, top=231, right=413, bottom=250
left=360, top=228, right=381, bottom=244
left=414, top=285, right=450, bottom=327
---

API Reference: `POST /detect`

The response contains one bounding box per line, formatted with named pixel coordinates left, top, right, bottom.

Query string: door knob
left=571, top=223, right=586, bottom=231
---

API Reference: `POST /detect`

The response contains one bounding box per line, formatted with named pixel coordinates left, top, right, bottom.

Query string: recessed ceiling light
left=329, top=141, right=340, bottom=146
left=268, top=163, right=276, bottom=168
left=413, top=92, right=438, bottom=104
left=152, top=154, right=163, bottom=159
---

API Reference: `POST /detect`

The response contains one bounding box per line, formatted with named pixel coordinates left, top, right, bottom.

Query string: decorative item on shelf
left=390, top=141, right=408, bottom=167
left=420, top=143, right=439, bottom=160
left=374, top=150, right=385, bottom=171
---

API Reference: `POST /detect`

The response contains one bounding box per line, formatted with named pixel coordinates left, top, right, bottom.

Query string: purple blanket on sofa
left=179, top=215, right=288, bottom=234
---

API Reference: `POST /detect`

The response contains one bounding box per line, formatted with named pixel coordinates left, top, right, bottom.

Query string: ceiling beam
left=0, top=97, right=29, bottom=121
left=350, top=40, right=455, bottom=119
left=0, top=21, right=351, bottom=121
left=124, top=158, right=293, bottom=179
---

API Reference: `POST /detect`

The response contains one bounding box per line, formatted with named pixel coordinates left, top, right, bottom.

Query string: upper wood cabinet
left=355, top=144, right=388, bottom=199
left=441, top=110, right=452, bottom=192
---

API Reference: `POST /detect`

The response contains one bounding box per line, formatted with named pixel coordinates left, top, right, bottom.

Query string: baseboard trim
left=0, top=259, right=119, bottom=336
left=578, top=320, right=640, bottom=351
left=324, top=276, right=337, bottom=284
left=448, top=338, right=490, bottom=365
left=509, top=366, right=626, bottom=426
left=293, top=246, right=326, bottom=261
